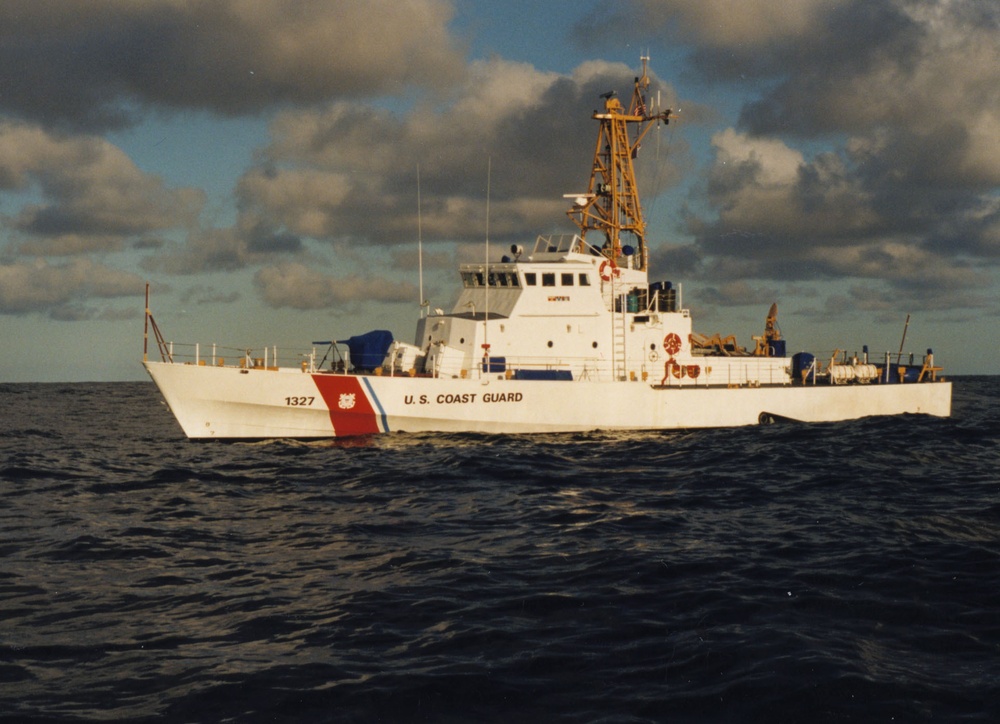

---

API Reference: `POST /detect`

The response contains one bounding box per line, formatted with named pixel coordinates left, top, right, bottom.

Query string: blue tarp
left=338, top=330, right=394, bottom=371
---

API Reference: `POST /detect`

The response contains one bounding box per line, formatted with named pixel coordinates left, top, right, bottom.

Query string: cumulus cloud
left=0, top=258, right=144, bottom=318
left=735, top=2, right=1000, bottom=172
left=617, top=0, right=842, bottom=47
left=0, top=123, right=203, bottom=255
left=688, top=129, right=992, bottom=304
left=232, top=59, right=690, bottom=250
left=142, top=227, right=254, bottom=275
left=590, top=0, right=1000, bottom=185
left=582, top=0, right=1000, bottom=314
left=254, top=262, right=417, bottom=310
left=697, top=280, right=782, bottom=308
left=0, top=0, right=465, bottom=129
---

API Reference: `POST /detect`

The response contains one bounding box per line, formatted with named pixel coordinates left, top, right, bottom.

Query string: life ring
left=599, top=259, right=619, bottom=282
left=663, top=332, right=682, bottom=356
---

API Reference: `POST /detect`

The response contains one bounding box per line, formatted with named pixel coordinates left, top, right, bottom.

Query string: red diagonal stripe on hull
left=311, top=375, right=380, bottom=436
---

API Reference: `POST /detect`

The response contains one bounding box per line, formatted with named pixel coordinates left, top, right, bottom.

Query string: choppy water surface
left=1, top=379, right=998, bottom=722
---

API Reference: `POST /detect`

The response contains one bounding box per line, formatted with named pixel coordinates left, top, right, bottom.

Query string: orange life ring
left=599, top=259, right=619, bottom=282
left=663, top=332, right=682, bottom=356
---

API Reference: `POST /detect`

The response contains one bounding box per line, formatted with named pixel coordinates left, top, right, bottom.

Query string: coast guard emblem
left=338, top=393, right=356, bottom=410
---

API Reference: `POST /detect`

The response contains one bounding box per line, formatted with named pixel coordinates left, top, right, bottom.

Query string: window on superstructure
left=542, top=273, right=556, bottom=287
left=461, top=272, right=475, bottom=287
left=525, top=273, right=537, bottom=286
left=562, top=273, right=574, bottom=286
left=509, top=272, right=520, bottom=288
left=579, top=273, right=590, bottom=286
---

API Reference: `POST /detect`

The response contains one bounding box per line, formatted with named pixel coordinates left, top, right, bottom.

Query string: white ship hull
left=145, top=360, right=952, bottom=439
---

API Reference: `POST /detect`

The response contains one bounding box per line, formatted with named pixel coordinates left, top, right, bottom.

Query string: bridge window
left=562, top=273, right=574, bottom=286
left=494, top=271, right=520, bottom=288
left=579, top=273, right=591, bottom=286
left=542, top=273, right=556, bottom=287
left=524, top=273, right=537, bottom=286
left=463, top=270, right=522, bottom=288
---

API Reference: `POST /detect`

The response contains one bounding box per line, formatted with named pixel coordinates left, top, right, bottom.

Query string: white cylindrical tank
left=829, top=365, right=856, bottom=384
left=852, top=364, right=879, bottom=383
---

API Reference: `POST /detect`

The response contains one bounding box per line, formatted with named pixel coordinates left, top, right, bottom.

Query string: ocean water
left=0, top=378, right=997, bottom=723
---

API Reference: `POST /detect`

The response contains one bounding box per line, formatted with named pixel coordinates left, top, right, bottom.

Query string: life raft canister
left=662, top=358, right=702, bottom=383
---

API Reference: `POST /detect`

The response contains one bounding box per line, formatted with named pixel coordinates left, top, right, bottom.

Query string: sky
left=1, top=0, right=997, bottom=382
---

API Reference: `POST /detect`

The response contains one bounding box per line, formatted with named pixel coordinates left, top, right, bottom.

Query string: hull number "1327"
left=284, top=396, right=315, bottom=406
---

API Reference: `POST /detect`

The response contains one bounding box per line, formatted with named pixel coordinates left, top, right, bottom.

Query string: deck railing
left=150, top=336, right=934, bottom=386
left=151, top=341, right=325, bottom=372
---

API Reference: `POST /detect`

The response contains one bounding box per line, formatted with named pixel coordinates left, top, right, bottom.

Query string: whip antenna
left=417, top=164, right=425, bottom=318
left=484, top=157, right=491, bottom=349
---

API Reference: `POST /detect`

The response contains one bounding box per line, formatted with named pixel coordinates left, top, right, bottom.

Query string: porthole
left=592, top=341, right=598, bottom=348
left=547, top=341, right=553, bottom=348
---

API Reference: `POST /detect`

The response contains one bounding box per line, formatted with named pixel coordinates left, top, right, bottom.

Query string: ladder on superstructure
left=612, top=289, right=627, bottom=380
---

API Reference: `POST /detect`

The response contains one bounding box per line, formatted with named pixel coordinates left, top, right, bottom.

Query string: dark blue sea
left=1, top=379, right=997, bottom=723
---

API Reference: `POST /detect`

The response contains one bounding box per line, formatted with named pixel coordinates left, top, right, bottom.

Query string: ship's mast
left=567, top=57, right=671, bottom=272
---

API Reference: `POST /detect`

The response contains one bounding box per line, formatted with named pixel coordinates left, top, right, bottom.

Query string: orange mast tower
left=567, top=57, right=671, bottom=273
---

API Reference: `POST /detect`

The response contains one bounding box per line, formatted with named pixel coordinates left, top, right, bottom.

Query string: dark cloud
left=697, top=281, right=782, bottom=307
left=0, top=259, right=144, bottom=318
left=244, top=223, right=303, bottom=254
left=579, top=0, right=1000, bottom=317
left=142, top=228, right=251, bottom=275
left=0, top=123, right=203, bottom=255
left=142, top=220, right=313, bottom=276
left=0, top=0, right=466, bottom=130
left=688, top=127, right=998, bottom=287
left=648, top=242, right=702, bottom=279
left=232, top=59, right=692, bottom=249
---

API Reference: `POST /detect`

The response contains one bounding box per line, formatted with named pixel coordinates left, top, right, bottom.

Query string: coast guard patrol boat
left=144, top=60, right=951, bottom=439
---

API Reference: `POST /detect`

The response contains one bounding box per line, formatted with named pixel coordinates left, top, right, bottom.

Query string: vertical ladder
left=612, top=292, right=627, bottom=380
